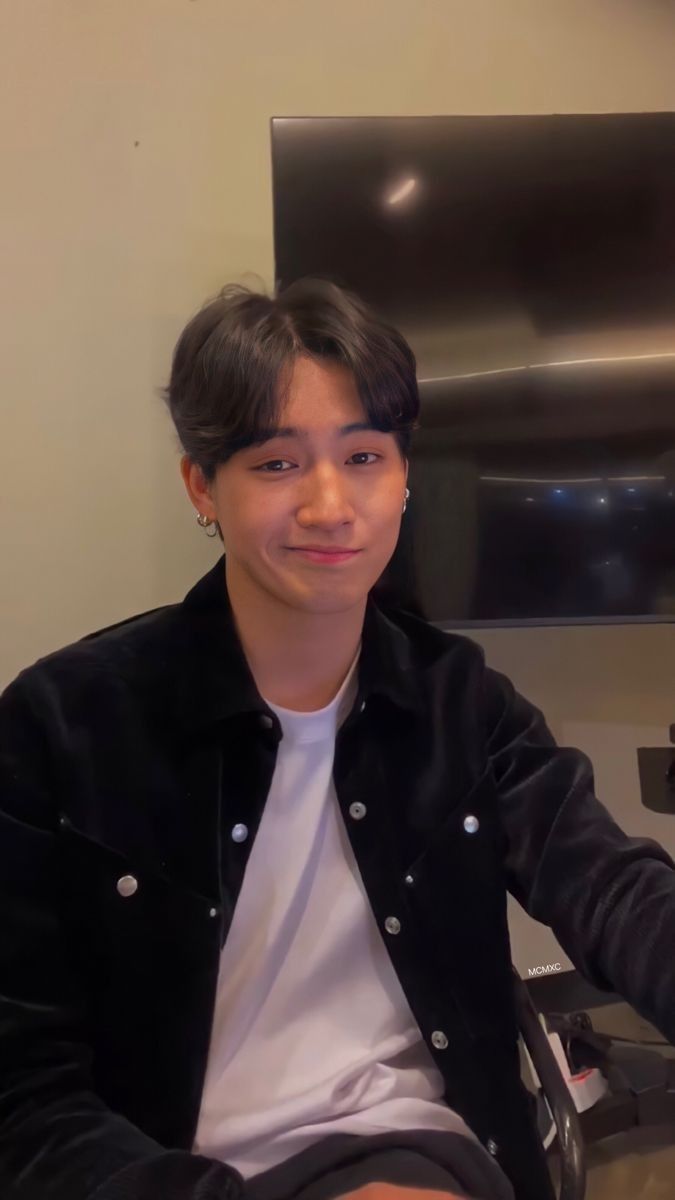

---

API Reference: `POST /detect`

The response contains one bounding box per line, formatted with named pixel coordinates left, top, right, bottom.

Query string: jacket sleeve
left=0, top=672, right=241, bottom=1200
left=481, top=663, right=675, bottom=1045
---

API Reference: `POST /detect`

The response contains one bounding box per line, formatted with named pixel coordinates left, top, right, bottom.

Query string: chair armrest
left=513, top=970, right=587, bottom=1200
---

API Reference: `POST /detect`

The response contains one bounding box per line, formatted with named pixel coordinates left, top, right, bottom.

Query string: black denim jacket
left=1, top=558, right=674, bottom=1200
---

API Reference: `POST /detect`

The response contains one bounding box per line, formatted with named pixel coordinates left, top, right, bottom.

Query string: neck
left=225, top=562, right=365, bottom=711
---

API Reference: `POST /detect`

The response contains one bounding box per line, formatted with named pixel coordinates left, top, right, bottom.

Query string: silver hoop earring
left=402, top=487, right=410, bottom=514
left=197, top=513, right=218, bottom=538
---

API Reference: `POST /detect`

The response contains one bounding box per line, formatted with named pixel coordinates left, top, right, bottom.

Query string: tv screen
left=272, top=114, right=675, bottom=626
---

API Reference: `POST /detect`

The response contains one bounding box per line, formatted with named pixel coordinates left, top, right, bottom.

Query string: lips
left=292, top=545, right=360, bottom=554
left=288, top=546, right=362, bottom=564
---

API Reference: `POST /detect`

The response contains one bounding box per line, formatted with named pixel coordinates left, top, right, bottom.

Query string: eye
left=256, top=459, right=296, bottom=473
left=348, top=452, right=380, bottom=466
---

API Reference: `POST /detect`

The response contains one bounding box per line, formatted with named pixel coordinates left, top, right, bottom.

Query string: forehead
left=277, top=355, right=366, bottom=430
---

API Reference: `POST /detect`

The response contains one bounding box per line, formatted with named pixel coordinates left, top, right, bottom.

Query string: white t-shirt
left=194, top=660, right=473, bottom=1177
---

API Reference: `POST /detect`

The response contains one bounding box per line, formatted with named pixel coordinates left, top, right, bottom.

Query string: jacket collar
left=171, top=556, right=423, bottom=733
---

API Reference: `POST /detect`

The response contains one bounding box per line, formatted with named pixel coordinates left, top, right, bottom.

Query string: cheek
left=370, top=486, right=405, bottom=529
left=216, top=489, right=285, bottom=553
left=379, top=517, right=404, bottom=559
left=365, top=500, right=403, bottom=560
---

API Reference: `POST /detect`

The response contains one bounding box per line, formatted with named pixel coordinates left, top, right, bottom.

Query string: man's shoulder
left=3, top=603, right=185, bottom=717
left=382, top=605, right=486, bottom=673
left=369, top=604, right=494, bottom=720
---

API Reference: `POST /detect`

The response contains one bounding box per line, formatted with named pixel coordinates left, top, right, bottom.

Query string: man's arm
left=0, top=673, right=241, bottom=1200
left=481, top=664, right=675, bottom=1045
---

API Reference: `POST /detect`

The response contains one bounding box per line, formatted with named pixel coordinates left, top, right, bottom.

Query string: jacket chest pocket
left=58, top=819, right=219, bottom=982
left=56, top=818, right=222, bottom=1133
left=403, top=771, right=517, bottom=1037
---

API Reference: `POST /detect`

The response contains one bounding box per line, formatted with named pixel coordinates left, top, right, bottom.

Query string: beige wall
left=2, top=0, right=674, bottom=966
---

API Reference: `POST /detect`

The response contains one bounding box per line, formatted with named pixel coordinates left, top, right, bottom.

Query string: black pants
left=245, top=1132, right=516, bottom=1200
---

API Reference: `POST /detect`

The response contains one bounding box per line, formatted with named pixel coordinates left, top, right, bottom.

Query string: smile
left=287, top=547, right=362, bottom=565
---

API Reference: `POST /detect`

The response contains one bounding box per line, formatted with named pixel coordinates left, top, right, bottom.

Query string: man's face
left=207, top=355, right=408, bottom=616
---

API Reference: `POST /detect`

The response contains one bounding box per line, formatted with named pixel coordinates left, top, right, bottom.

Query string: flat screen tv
left=272, top=114, right=675, bottom=626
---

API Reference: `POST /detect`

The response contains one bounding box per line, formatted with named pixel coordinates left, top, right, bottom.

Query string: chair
left=513, top=971, right=586, bottom=1200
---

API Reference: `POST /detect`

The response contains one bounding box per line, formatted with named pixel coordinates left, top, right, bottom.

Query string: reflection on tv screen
left=273, top=114, right=675, bottom=624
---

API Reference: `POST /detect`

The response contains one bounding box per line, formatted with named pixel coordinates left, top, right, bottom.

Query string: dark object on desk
left=527, top=969, right=619, bottom=1015
left=545, top=1009, right=675, bottom=1145
left=638, top=725, right=675, bottom=814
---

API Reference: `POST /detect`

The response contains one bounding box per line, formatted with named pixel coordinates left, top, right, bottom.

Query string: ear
left=180, top=457, right=217, bottom=522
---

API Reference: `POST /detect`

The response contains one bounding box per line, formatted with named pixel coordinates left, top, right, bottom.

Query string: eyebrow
left=251, top=421, right=379, bottom=447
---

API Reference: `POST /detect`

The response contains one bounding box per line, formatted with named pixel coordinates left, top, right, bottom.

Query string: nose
left=295, top=466, right=355, bottom=530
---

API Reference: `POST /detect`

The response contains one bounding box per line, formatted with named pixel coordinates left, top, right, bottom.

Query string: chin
left=294, top=591, right=365, bottom=616
left=285, top=579, right=370, bottom=615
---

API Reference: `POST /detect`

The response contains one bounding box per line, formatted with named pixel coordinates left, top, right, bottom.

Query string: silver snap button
left=259, top=714, right=274, bottom=730
left=431, top=1030, right=448, bottom=1050
left=359, top=700, right=366, bottom=713
left=463, top=814, right=480, bottom=835
left=208, top=907, right=218, bottom=919
left=58, top=814, right=69, bottom=828
left=231, top=823, right=249, bottom=844
left=487, top=1139, right=499, bottom=1157
left=349, top=801, right=367, bottom=821
left=384, top=915, right=401, bottom=935
left=404, top=873, right=415, bottom=886
left=116, top=875, right=138, bottom=898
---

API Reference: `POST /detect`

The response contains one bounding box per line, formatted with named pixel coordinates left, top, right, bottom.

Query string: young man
left=1, top=281, right=674, bottom=1200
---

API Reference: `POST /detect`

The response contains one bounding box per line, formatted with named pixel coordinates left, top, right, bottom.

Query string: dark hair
left=163, top=278, right=419, bottom=480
